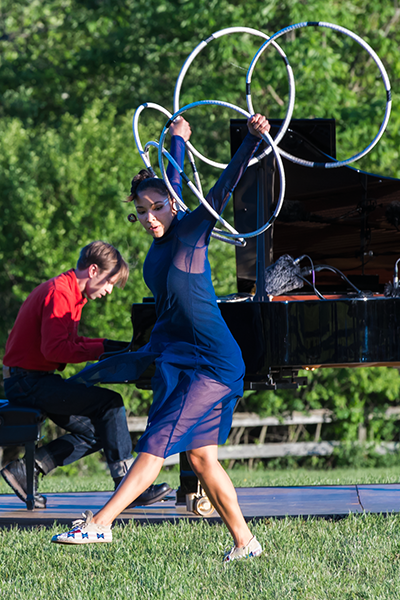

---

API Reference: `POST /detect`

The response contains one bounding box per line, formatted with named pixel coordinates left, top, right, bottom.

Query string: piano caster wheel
left=186, top=481, right=215, bottom=516
left=193, top=495, right=215, bottom=517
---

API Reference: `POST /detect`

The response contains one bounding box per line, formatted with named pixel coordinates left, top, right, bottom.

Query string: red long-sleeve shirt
left=3, top=269, right=105, bottom=371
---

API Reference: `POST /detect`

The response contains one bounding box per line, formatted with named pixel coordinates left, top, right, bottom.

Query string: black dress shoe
left=1, top=459, right=47, bottom=509
left=130, top=483, right=172, bottom=507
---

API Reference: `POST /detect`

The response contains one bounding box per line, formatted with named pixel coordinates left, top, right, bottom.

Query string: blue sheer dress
left=70, top=132, right=261, bottom=458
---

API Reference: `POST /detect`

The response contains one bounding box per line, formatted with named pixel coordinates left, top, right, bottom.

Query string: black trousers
left=4, top=371, right=133, bottom=479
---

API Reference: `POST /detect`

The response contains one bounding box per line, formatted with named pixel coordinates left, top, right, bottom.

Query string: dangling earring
left=128, top=213, right=138, bottom=223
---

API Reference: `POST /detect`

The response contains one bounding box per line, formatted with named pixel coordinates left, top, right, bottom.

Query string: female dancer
left=52, top=113, right=270, bottom=563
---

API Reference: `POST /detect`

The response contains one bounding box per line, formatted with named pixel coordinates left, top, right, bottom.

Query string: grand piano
left=130, top=118, right=400, bottom=391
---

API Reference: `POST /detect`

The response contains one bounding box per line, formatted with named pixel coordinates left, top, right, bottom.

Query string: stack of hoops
left=132, top=22, right=392, bottom=247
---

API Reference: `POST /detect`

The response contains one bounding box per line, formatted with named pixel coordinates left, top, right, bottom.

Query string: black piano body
left=131, top=295, right=400, bottom=390
left=130, top=119, right=400, bottom=390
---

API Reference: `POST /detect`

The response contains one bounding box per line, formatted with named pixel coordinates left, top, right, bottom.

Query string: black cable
left=294, top=254, right=326, bottom=300
left=297, top=273, right=326, bottom=300
left=313, top=265, right=364, bottom=295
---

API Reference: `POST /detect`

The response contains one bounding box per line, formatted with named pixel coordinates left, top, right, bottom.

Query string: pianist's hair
left=76, top=241, right=129, bottom=289
left=127, top=170, right=170, bottom=202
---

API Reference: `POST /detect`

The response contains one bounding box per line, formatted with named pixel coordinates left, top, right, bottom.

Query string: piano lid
left=231, top=119, right=400, bottom=294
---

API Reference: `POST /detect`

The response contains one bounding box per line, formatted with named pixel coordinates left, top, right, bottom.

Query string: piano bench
left=0, top=400, right=45, bottom=510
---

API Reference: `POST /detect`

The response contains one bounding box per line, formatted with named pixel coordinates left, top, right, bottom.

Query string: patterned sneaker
left=51, top=510, right=112, bottom=545
left=223, top=536, right=263, bottom=564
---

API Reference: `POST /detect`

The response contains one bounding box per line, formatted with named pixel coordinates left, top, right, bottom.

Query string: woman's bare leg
left=92, top=452, right=164, bottom=526
left=187, top=445, right=252, bottom=547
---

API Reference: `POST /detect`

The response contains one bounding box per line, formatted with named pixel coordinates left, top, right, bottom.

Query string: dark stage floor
left=1, top=484, right=400, bottom=528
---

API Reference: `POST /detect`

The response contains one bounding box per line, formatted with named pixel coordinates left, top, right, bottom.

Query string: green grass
left=1, top=465, right=400, bottom=599
left=1, top=513, right=400, bottom=599
left=2, top=463, right=399, bottom=495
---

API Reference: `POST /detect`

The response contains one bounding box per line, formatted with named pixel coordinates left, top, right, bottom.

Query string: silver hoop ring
left=158, top=100, right=286, bottom=240
left=132, top=102, right=171, bottom=172
left=173, top=27, right=295, bottom=170
left=132, top=102, right=203, bottom=194
left=247, top=21, right=392, bottom=168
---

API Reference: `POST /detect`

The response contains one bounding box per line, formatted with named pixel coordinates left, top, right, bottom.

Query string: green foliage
left=0, top=102, right=146, bottom=342
left=332, top=440, right=400, bottom=469
left=2, top=0, right=400, bottom=180
left=242, top=366, right=400, bottom=443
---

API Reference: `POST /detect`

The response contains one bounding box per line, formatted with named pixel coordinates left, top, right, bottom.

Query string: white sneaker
left=223, top=536, right=263, bottom=564
left=51, top=510, right=112, bottom=545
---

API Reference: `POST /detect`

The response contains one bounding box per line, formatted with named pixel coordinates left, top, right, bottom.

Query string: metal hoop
left=133, top=107, right=245, bottom=246
left=173, top=27, right=296, bottom=170
left=158, top=100, right=286, bottom=240
left=132, top=102, right=203, bottom=194
left=141, top=141, right=245, bottom=246
left=155, top=137, right=246, bottom=243
left=247, top=21, right=392, bottom=168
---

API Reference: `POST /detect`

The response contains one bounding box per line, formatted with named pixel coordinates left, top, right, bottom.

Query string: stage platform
left=0, top=484, right=399, bottom=529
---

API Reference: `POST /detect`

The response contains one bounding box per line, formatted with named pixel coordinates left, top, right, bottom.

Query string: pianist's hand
left=102, top=339, right=131, bottom=354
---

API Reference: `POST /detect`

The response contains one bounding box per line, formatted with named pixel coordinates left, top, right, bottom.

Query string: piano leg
left=176, top=452, right=198, bottom=505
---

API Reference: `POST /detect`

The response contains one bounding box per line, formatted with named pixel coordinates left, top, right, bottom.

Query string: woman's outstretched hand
left=247, top=114, right=271, bottom=139
left=170, top=117, right=192, bottom=142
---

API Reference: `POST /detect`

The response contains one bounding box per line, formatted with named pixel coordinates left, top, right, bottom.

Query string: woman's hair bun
left=130, top=169, right=152, bottom=197
left=127, top=169, right=169, bottom=203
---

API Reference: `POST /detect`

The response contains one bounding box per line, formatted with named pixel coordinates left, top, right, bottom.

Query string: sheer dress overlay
left=70, top=133, right=261, bottom=458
